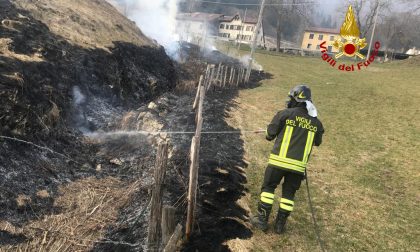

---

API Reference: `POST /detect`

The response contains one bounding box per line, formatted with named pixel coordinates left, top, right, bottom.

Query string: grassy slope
left=226, top=54, right=420, bottom=251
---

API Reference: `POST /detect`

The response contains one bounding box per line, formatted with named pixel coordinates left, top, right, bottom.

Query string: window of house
left=330, top=35, right=334, bottom=41
left=328, top=46, right=332, bottom=52
left=220, top=24, right=225, bottom=29
left=246, top=26, right=251, bottom=31
left=316, top=44, right=320, bottom=49
left=230, top=25, right=235, bottom=30
left=307, top=43, right=312, bottom=49
left=237, top=26, right=242, bottom=30
left=318, top=34, right=323, bottom=40
left=309, top=33, right=314, bottom=39
left=237, top=34, right=240, bottom=39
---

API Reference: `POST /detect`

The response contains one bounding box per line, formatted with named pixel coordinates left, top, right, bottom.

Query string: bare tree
left=377, top=10, right=420, bottom=52
left=271, top=0, right=309, bottom=52
left=403, top=0, right=420, bottom=13
left=342, top=0, right=391, bottom=38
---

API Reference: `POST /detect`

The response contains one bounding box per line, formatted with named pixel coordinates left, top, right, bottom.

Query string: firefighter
left=251, top=84, right=324, bottom=233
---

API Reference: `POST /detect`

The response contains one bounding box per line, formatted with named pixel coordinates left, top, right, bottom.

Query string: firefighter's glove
left=266, top=135, right=275, bottom=141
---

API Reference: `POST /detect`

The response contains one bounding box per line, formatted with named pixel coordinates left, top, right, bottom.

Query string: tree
left=377, top=11, right=420, bottom=52
left=269, top=0, right=309, bottom=51
left=340, top=0, right=391, bottom=38
left=402, top=0, right=420, bottom=13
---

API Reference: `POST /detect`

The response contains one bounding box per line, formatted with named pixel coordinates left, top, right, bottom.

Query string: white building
left=176, top=12, right=265, bottom=47
left=176, top=12, right=223, bottom=46
left=218, top=14, right=264, bottom=46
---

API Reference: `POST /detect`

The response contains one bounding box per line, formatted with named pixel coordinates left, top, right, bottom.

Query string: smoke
left=72, top=86, right=89, bottom=133
left=239, top=54, right=263, bottom=71
left=72, top=86, right=85, bottom=105
left=110, top=0, right=180, bottom=48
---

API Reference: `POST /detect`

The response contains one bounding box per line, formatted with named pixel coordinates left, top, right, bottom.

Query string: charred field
left=0, top=0, right=272, bottom=251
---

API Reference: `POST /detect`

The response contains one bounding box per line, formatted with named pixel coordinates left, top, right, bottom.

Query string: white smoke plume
left=239, top=54, right=263, bottom=71
left=109, top=0, right=180, bottom=48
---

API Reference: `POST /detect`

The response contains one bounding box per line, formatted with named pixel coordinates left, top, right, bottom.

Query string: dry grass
left=223, top=52, right=420, bottom=251
left=0, top=177, right=141, bottom=252
left=13, top=0, right=154, bottom=49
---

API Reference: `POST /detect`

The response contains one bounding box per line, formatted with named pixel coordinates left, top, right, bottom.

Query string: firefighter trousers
left=259, top=164, right=304, bottom=214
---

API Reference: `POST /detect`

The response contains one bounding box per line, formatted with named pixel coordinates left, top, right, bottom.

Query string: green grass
left=225, top=53, right=420, bottom=251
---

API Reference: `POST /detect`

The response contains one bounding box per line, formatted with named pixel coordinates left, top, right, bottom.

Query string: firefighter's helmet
left=288, top=85, right=312, bottom=102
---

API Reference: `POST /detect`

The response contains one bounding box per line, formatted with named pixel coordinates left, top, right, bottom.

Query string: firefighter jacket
left=266, top=106, right=324, bottom=174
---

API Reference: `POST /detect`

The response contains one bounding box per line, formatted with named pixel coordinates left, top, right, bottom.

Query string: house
left=218, top=14, right=264, bottom=46
left=176, top=12, right=224, bottom=45
left=175, top=12, right=265, bottom=47
left=301, top=27, right=340, bottom=53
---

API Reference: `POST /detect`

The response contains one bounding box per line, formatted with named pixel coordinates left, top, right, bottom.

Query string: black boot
left=274, top=211, right=289, bottom=234
left=251, top=202, right=272, bottom=232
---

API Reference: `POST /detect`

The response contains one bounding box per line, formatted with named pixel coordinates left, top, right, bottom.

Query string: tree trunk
left=276, top=1, right=283, bottom=52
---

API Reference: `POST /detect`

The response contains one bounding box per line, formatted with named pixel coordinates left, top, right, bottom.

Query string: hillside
left=0, top=0, right=177, bottom=250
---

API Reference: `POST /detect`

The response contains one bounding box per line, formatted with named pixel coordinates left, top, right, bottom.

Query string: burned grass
left=0, top=177, right=141, bottom=252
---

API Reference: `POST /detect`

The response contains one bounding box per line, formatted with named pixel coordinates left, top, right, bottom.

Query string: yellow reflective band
left=268, top=159, right=306, bottom=173
left=269, top=154, right=307, bottom=168
left=282, top=126, right=293, bottom=157
left=265, top=128, right=269, bottom=137
left=279, top=126, right=292, bottom=157
left=280, top=203, right=294, bottom=211
left=303, top=131, right=315, bottom=163
left=280, top=198, right=294, bottom=205
left=261, top=197, right=274, bottom=205
left=279, top=126, right=294, bottom=158
left=261, top=192, right=275, bottom=199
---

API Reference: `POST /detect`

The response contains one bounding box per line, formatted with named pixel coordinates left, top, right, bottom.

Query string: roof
left=219, top=14, right=257, bottom=24
left=243, top=16, right=258, bottom=24
left=176, top=12, right=224, bottom=22
left=305, top=27, right=340, bottom=34
left=177, top=12, right=259, bottom=25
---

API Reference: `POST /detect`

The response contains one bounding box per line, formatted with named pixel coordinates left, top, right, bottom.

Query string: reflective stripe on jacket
left=266, top=106, right=324, bottom=174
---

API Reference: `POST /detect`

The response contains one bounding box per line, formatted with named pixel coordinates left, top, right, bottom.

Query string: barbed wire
left=0, top=135, right=83, bottom=165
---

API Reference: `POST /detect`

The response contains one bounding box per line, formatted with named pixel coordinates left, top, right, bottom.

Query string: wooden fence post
left=147, top=142, right=169, bottom=252
left=205, top=64, right=211, bottom=88
left=236, top=68, right=241, bottom=87
left=193, top=75, right=203, bottom=110
left=161, top=206, right=176, bottom=246
left=232, top=68, right=236, bottom=87
left=241, top=67, right=245, bottom=86
left=229, top=67, right=234, bottom=85
left=186, top=136, right=200, bottom=239
left=215, top=63, right=221, bottom=86
left=195, top=86, right=205, bottom=136
left=163, top=224, right=183, bottom=252
left=223, top=66, right=228, bottom=87
left=207, top=65, right=215, bottom=91
left=218, top=65, right=223, bottom=87
left=186, top=85, right=205, bottom=239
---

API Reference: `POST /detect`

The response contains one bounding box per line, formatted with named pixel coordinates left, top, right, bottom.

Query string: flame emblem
left=333, top=5, right=367, bottom=59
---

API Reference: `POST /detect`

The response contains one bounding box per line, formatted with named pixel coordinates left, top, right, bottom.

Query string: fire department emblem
left=333, top=5, right=367, bottom=59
